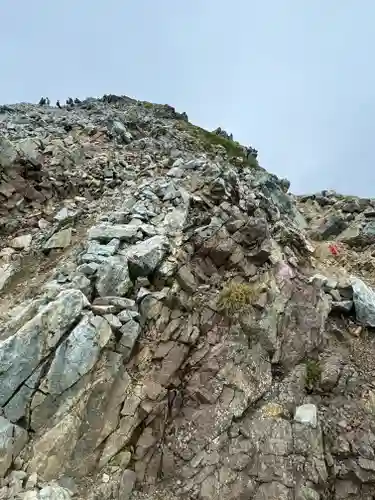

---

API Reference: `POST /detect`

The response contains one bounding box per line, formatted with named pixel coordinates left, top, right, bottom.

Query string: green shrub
left=218, top=281, right=259, bottom=315
left=177, top=122, right=259, bottom=168
left=198, top=129, right=244, bottom=156
left=142, top=101, right=154, bottom=109
left=305, top=360, right=321, bottom=390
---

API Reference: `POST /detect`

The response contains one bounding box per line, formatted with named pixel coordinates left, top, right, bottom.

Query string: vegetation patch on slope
left=176, top=121, right=260, bottom=168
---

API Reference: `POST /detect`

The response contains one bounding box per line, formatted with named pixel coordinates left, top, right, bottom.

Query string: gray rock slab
left=351, top=277, right=375, bottom=327
left=44, top=228, right=72, bottom=250
left=45, top=315, right=112, bottom=395
left=88, top=224, right=138, bottom=243
left=127, top=235, right=170, bottom=279
left=118, top=469, right=136, bottom=500
left=118, top=319, right=141, bottom=361
left=0, top=290, right=87, bottom=405
left=96, top=256, right=132, bottom=297
left=0, top=416, right=28, bottom=478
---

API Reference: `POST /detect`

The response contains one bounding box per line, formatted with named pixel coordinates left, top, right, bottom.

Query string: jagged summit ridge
left=0, top=95, right=374, bottom=500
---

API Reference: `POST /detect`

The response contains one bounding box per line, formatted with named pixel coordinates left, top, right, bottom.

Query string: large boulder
left=312, top=215, right=348, bottom=240
left=127, top=235, right=170, bottom=279
left=95, top=256, right=132, bottom=297
left=339, top=221, right=375, bottom=248
left=351, top=277, right=375, bottom=327
left=17, top=138, right=42, bottom=166
left=0, top=290, right=88, bottom=406
left=44, top=228, right=72, bottom=250
left=44, top=315, right=112, bottom=395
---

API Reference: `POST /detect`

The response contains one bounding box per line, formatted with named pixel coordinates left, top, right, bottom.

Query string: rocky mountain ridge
left=1, top=95, right=375, bottom=499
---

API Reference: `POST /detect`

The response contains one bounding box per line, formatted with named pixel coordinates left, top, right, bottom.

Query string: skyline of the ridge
left=1, top=0, right=375, bottom=196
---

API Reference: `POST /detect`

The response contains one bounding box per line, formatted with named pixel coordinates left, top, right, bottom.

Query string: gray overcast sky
left=1, top=1, right=375, bottom=196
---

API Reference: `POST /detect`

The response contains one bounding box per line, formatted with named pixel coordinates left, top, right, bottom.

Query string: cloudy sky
left=1, top=0, right=375, bottom=196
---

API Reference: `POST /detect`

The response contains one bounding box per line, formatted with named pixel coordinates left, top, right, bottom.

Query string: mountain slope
left=0, top=96, right=375, bottom=500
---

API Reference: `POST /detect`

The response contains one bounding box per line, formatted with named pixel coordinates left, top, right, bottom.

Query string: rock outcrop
left=0, top=96, right=375, bottom=499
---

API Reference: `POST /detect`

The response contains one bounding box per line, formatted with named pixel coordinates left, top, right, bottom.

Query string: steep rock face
left=0, top=97, right=374, bottom=499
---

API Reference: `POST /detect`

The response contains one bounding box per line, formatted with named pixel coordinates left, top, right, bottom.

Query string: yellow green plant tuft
left=218, top=281, right=259, bottom=315
left=305, top=359, right=321, bottom=390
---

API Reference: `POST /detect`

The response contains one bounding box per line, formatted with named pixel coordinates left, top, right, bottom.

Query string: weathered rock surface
left=0, top=416, right=27, bottom=478
left=351, top=277, right=375, bottom=327
left=0, top=95, right=374, bottom=499
left=0, top=289, right=88, bottom=406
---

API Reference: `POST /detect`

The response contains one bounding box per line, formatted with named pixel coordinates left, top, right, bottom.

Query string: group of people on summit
left=38, top=97, right=81, bottom=108
left=36, top=98, right=258, bottom=160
